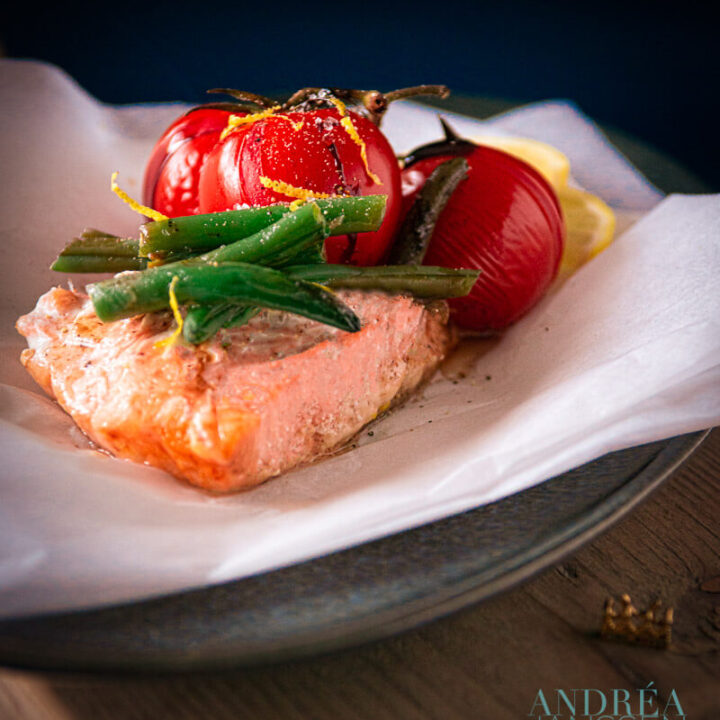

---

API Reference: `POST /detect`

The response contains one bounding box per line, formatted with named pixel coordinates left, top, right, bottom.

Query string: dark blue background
left=4, top=0, right=717, bottom=188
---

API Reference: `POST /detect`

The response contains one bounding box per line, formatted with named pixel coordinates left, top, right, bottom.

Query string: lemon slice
left=472, top=135, right=571, bottom=190
left=557, top=186, right=616, bottom=279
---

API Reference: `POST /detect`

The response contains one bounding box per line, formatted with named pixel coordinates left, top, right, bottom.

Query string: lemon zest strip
left=328, top=98, right=380, bottom=184
left=340, top=116, right=382, bottom=185
left=221, top=108, right=305, bottom=140
left=220, top=107, right=281, bottom=140
left=309, top=280, right=334, bottom=295
left=328, top=97, right=348, bottom=116
left=327, top=96, right=381, bottom=185
left=153, top=276, right=184, bottom=350
left=278, top=117, right=304, bottom=131
left=259, top=176, right=335, bottom=201
left=111, top=172, right=168, bottom=222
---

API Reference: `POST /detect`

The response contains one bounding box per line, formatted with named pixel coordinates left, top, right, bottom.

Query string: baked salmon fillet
left=16, top=287, right=453, bottom=491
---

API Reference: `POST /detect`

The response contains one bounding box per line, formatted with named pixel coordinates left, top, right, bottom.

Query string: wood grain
left=1, top=428, right=718, bottom=720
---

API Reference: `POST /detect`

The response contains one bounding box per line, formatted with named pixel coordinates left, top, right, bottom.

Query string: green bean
left=52, top=196, right=381, bottom=273
left=179, top=221, right=328, bottom=343
left=53, top=199, right=335, bottom=273
left=167, top=232, right=326, bottom=272
left=224, top=307, right=261, bottom=329
left=182, top=264, right=479, bottom=344
left=51, top=229, right=144, bottom=272
left=51, top=255, right=148, bottom=273
left=59, top=229, right=140, bottom=256
left=387, top=158, right=469, bottom=265
left=138, top=195, right=387, bottom=257
left=200, top=201, right=328, bottom=266
left=282, top=242, right=325, bottom=266
left=69, top=199, right=327, bottom=284
left=182, top=305, right=260, bottom=344
left=174, top=203, right=328, bottom=341
left=284, top=264, right=479, bottom=298
left=88, top=262, right=360, bottom=332
left=85, top=203, right=330, bottom=341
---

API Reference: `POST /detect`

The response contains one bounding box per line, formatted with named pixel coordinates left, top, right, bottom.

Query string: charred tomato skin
left=402, top=146, right=565, bottom=331
left=198, top=108, right=402, bottom=266
left=142, top=107, right=235, bottom=217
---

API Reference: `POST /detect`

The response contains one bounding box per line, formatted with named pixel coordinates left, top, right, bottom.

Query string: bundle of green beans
left=53, top=183, right=479, bottom=344
left=51, top=195, right=389, bottom=273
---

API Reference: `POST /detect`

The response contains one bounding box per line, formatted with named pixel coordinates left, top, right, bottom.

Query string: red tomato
left=402, top=146, right=565, bottom=331
left=198, top=108, right=401, bottom=266
left=142, top=107, right=234, bottom=217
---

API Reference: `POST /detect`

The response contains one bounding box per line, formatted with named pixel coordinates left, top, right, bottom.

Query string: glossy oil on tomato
left=402, top=146, right=565, bottom=331
left=142, top=108, right=234, bottom=217
left=198, top=108, right=402, bottom=266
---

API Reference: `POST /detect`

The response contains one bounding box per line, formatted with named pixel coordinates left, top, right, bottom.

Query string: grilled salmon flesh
left=16, top=288, right=453, bottom=491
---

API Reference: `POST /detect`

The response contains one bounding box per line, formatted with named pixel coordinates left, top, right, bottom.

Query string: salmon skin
left=16, top=287, right=453, bottom=492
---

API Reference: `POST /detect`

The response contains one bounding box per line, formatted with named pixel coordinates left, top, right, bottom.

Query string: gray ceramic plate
left=0, top=100, right=712, bottom=673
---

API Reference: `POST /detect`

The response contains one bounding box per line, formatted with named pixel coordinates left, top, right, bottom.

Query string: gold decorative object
left=601, top=594, right=673, bottom=648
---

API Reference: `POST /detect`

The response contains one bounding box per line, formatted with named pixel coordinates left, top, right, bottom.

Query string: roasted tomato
left=143, top=86, right=451, bottom=266
left=401, top=129, right=565, bottom=331
left=198, top=107, right=401, bottom=265
left=143, top=107, right=235, bottom=217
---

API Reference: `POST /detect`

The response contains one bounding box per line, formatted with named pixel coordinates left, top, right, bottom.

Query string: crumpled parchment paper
left=0, top=60, right=717, bottom=618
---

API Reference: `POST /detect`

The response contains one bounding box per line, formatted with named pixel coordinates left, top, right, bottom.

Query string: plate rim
left=0, top=430, right=709, bottom=674
left=0, top=93, right=714, bottom=673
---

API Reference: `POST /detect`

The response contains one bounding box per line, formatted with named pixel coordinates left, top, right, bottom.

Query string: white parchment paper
left=1, top=60, right=718, bottom=618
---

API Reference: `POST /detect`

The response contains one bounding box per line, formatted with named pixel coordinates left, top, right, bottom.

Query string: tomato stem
left=384, top=84, right=450, bottom=104
left=281, top=85, right=450, bottom=125
left=364, top=85, right=449, bottom=124
left=206, top=88, right=278, bottom=109
left=440, top=117, right=461, bottom=141
left=402, top=118, right=477, bottom=168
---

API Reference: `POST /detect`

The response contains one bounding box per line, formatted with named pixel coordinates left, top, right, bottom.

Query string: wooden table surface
left=1, top=427, right=717, bottom=719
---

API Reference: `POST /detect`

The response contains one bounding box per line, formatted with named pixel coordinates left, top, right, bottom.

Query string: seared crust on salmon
left=17, top=288, right=453, bottom=491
